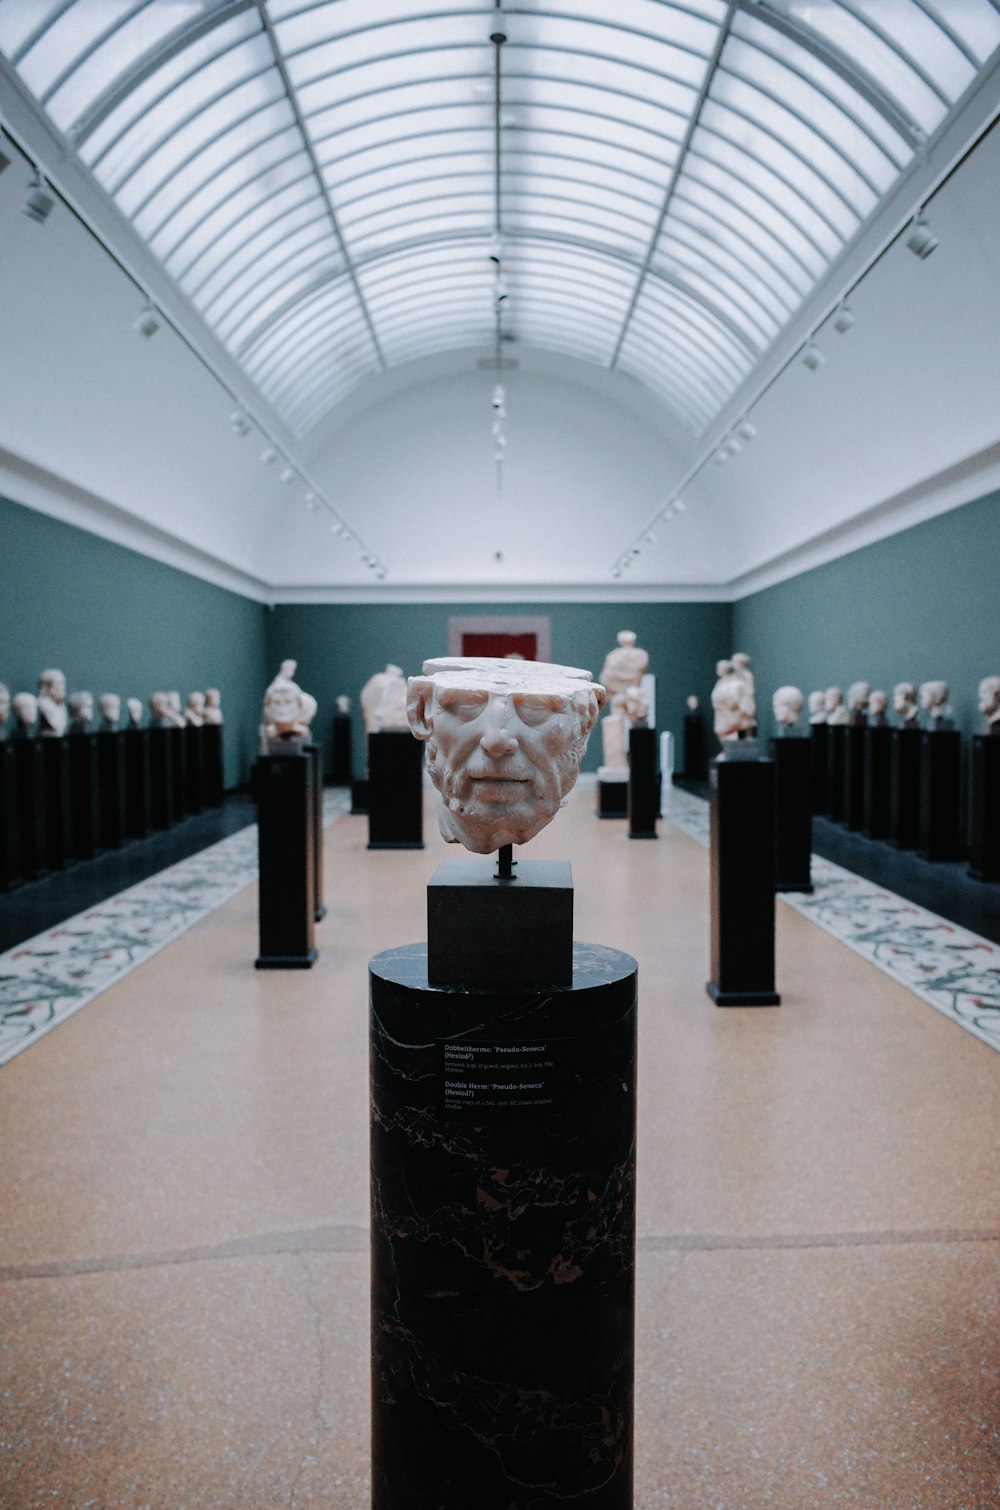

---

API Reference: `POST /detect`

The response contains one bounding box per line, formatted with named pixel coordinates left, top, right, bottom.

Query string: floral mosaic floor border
left=0, top=790, right=351, bottom=1068
left=667, top=785, right=1000, bottom=1056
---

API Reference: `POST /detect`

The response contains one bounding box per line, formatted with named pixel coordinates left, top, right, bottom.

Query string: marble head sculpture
left=37, top=668, right=67, bottom=736
left=99, top=693, right=121, bottom=730
left=824, top=686, right=849, bottom=725
left=711, top=674, right=755, bottom=743
left=978, top=675, right=1000, bottom=731
left=407, top=657, right=606, bottom=853
left=847, top=681, right=871, bottom=719
left=686, top=694, right=699, bottom=712
left=0, top=683, right=9, bottom=736
left=69, top=690, right=94, bottom=731
left=263, top=660, right=314, bottom=740
left=150, top=691, right=185, bottom=728
left=126, top=697, right=144, bottom=727
left=203, top=689, right=223, bottom=725
left=919, top=680, right=950, bottom=725
left=868, top=689, right=888, bottom=724
left=14, top=692, right=38, bottom=732
left=807, top=690, right=827, bottom=724
left=772, top=685, right=804, bottom=728
left=893, top=681, right=918, bottom=724
left=185, top=691, right=206, bottom=727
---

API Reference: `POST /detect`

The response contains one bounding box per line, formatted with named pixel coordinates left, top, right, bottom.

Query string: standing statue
left=361, top=665, right=409, bottom=734
left=893, top=681, right=919, bottom=728
left=335, top=694, right=351, bottom=715
left=978, top=675, right=1000, bottom=733
left=807, top=690, right=827, bottom=724
left=772, top=685, right=804, bottom=732
left=598, top=630, right=649, bottom=774
left=37, top=668, right=67, bottom=737
left=203, top=689, right=223, bottom=725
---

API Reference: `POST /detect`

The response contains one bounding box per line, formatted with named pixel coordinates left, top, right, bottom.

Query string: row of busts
left=0, top=671, right=222, bottom=738
left=803, top=677, right=1000, bottom=731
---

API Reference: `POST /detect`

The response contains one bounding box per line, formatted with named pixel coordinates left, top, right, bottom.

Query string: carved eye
left=515, top=695, right=563, bottom=727
left=439, top=691, right=488, bottom=721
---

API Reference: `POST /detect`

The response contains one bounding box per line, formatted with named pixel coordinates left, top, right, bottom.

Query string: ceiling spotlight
left=492, top=383, right=506, bottom=410
left=907, top=210, right=939, bottom=260
left=832, top=301, right=855, bottom=334
left=802, top=340, right=825, bottom=371
left=229, top=408, right=251, bottom=436
left=304, top=492, right=318, bottom=510
left=22, top=171, right=53, bottom=224
left=714, top=448, right=729, bottom=464
left=661, top=506, right=674, bottom=521
left=133, top=301, right=160, bottom=338
left=260, top=445, right=278, bottom=464
left=725, top=434, right=743, bottom=456
left=644, top=531, right=656, bottom=545
left=279, top=467, right=295, bottom=483
left=674, top=499, right=687, bottom=513
left=631, top=545, right=641, bottom=557
left=612, top=567, right=622, bottom=579
left=737, top=420, right=757, bottom=441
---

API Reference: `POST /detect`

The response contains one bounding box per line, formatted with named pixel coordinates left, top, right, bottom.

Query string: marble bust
left=126, top=697, right=144, bottom=728
left=807, top=690, right=827, bottom=725
left=0, top=683, right=9, bottom=739
left=893, top=681, right=919, bottom=727
left=772, top=685, right=803, bottom=730
left=978, top=675, right=1000, bottom=733
left=623, top=685, right=649, bottom=728
left=868, top=689, right=888, bottom=726
left=203, top=688, right=223, bottom=725
left=711, top=673, right=755, bottom=744
left=407, top=656, right=606, bottom=853
left=150, top=691, right=185, bottom=729
left=185, top=691, right=206, bottom=727
left=847, top=681, right=871, bottom=725
left=69, top=690, right=94, bottom=732
left=335, top=694, right=351, bottom=716
left=919, top=679, right=951, bottom=728
left=686, top=694, right=699, bottom=712
left=361, top=665, right=409, bottom=734
left=824, top=686, right=849, bottom=726
left=263, top=660, right=315, bottom=746
left=37, top=668, right=67, bottom=737
left=99, top=693, right=121, bottom=730
left=14, top=691, right=38, bottom=734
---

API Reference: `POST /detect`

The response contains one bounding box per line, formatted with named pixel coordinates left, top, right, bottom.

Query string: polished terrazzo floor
left=1, top=779, right=998, bottom=1507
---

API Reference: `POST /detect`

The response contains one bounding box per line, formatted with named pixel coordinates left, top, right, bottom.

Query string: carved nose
left=480, top=725, right=518, bottom=758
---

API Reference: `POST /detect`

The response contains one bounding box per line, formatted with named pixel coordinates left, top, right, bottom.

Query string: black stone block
left=628, top=726, right=659, bottom=838
left=255, top=753, right=316, bottom=969
left=203, top=723, right=225, bottom=807
left=148, top=727, right=174, bottom=830
left=368, top=731, right=424, bottom=849
left=42, top=737, right=72, bottom=871
left=771, top=735, right=812, bottom=893
left=0, top=742, right=21, bottom=890
left=125, top=728, right=152, bottom=838
left=919, top=729, right=962, bottom=862
left=969, top=734, right=1000, bottom=882
left=351, top=776, right=369, bottom=814
left=183, top=724, right=205, bottom=815
left=303, top=741, right=326, bottom=922
left=598, top=776, right=629, bottom=817
left=97, top=731, right=127, bottom=850
left=863, top=725, right=892, bottom=840
left=169, top=726, right=186, bottom=823
left=844, top=724, right=866, bottom=831
left=16, top=740, right=48, bottom=881
left=810, top=722, right=829, bottom=815
left=428, top=857, right=573, bottom=988
left=682, top=711, right=707, bottom=780
left=332, top=712, right=353, bottom=784
left=826, top=723, right=846, bottom=823
left=69, top=732, right=100, bottom=860
left=707, top=754, right=780, bottom=1006
left=889, top=727, right=921, bottom=850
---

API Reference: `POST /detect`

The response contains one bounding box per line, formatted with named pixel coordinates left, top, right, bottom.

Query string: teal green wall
left=732, top=491, right=1000, bottom=741
left=266, top=601, right=733, bottom=774
left=0, top=494, right=268, bottom=787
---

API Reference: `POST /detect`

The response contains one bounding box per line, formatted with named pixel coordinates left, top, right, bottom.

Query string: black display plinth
left=183, top=725, right=205, bottom=815
left=770, top=736, right=813, bottom=893
left=826, top=724, right=846, bottom=823
left=844, top=724, right=866, bottom=831
left=598, top=776, right=629, bottom=818
left=428, top=857, right=573, bottom=988
left=351, top=776, right=369, bottom=815
left=0, top=742, right=21, bottom=890
left=707, top=755, right=780, bottom=1006
left=125, top=728, right=152, bottom=838
left=332, top=713, right=353, bottom=785
left=682, top=711, right=707, bottom=780
left=368, top=732, right=424, bottom=849
left=69, top=732, right=100, bottom=861
left=148, top=727, right=174, bottom=830
left=889, top=727, right=921, bottom=850
left=255, top=753, right=316, bottom=968
left=369, top=940, right=637, bottom=1510
left=169, top=726, right=186, bottom=823
left=628, top=727, right=659, bottom=839
left=863, top=725, right=892, bottom=840
left=42, top=737, right=72, bottom=871
left=969, top=734, right=1000, bottom=881
left=97, top=731, right=127, bottom=850
left=919, top=729, right=963, bottom=862
left=810, top=722, right=829, bottom=815
left=303, top=742, right=326, bottom=922
left=203, top=723, right=224, bottom=807
left=16, top=740, right=48, bottom=881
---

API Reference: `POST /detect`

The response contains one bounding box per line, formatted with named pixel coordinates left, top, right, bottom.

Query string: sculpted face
left=893, top=681, right=916, bottom=714
left=39, top=669, right=66, bottom=702
left=126, top=697, right=143, bottom=726
left=0, top=684, right=9, bottom=723
left=14, top=692, right=38, bottom=728
left=99, top=693, right=121, bottom=725
left=408, top=657, right=605, bottom=853
left=772, top=685, right=803, bottom=726
left=978, top=676, right=1000, bottom=719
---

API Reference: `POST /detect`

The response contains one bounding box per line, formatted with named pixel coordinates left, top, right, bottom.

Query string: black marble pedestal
left=919, top=729, right=963, bottom=862
left=303, top=742, right=326, bottom=922
left=628, top=727, right=659, bottom=839
left=69, top=732, right=100, bottom=861
left=969, top=734, right=1000, bottom=882
left=428, top=858, right=573, bottom=988
left=0, top=742, right=21, bottom=890
left=332, top=713, right=353, bottom=785
left=42, top=737, right=72, bottom=871
left=826, top=724, right=846, bottom=823
left=97, top=731, right=127, bottom=850
left=183, top=725, right=205, bottom=816
left=125, top=728, right=152, bottom=839
left=707, top=754, right=780, bottom=1006
left=810, top=723, right=829, bottom=816
left=255, top=753, right=316, bottom=968
left=169, top=726, right=186, bottom=824
left=203, top=723, right=225, bottom=807
left=148, top=728, right=174, bottom=830
left=682, top=712, right=707, bottom=780
left=351, top=776, right=369, bottom=815
left=369, top=940, right=637, bottom=1510
left=771, top=735, right=813, bottom=893
left=863, top=725, right=892, bottom=840
left=16, top=740, right=48, bottom=881
left=368, top=732, right=424, bottom=849
left=844, top=724, right=867, bottom=831
left=889, top=728, right=921, bottom=850
left=598, top=776, right=629, bottom=818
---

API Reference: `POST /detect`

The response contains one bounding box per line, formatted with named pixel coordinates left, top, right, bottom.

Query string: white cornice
left=268, top=582, right=731, bottom=605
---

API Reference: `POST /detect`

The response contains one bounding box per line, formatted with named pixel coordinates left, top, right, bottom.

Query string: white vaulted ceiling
left=1, top=1, right=999, bottom=598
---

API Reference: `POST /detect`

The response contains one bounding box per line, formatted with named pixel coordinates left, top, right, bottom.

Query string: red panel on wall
left=461, top=632, right=538, bottom=660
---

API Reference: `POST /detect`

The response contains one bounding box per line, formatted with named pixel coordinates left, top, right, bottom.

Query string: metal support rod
left=495, top=843, right=517, bottom=880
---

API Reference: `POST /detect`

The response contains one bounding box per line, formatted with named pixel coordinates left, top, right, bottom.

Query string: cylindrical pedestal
left=969, top=734, right=1000, bottom=881
left=97, top=731, right=127, bottom=850
left=826, top=724, right=846, bottom=823
left=682, top=712, right=707, bottom=781
left=148, top=728, right=174, bottom=830
left=0, top=742, right=22, bottom=890
left=770, top=735, right=813, bottom=893
left=863, top=725, right=892, bottom=840
left=255, top=753, right=316, bottom=968
left=843, top=724, right=866, bottom=831
left=42, top=736, right=72, bottom=871
left=370, top=941, right=637, bottom=1510
left=303, top=741, right=326, bottom=922
left=183, top=725, right=205, bottom=815
left=332, top=713, right=353, bottom=785
left=203, top=723, right=225, bottom=807
left=919, top=729, right=962, bottom=862
left=70, top=732, right=100, bottom=860
left=707, top=754, right=780, bottom=1006
left=125, top=728, right=152, bottom=838
left=810, top=723, right=829, bottom=815
left=889, top=728, right=921, bottom=850
left=16, top=740, right=49, bottom=880
left=368, top=731, right=424, bottom=849
left=628, top=727, right=659, bottom=839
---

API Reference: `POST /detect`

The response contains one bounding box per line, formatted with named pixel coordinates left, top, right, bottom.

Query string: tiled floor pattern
left=0, top=789, right=351, bottom=1068
left=667, top=784, right=1000, bottom=1055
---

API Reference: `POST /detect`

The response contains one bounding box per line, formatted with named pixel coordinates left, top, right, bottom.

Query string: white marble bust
left=335, top=694, right=351, bottom=716
left=185, top=691, right=206, bottom=727
left=126, top=697, right=144, bottom=728
left=98, top=693, right=121, bottom=730
left=824, top=686, right=849, bottom=726
left=919, top=679, right=951, bottom=728
left=847, top=680, right=871, bottom=725
left=407, top=656, right=606, bottom=853
left=150, top=691, right=185, bottom=729
left=203, top=689, right=223, bottom=725
left=715, top=659, right=734, bottom=680
left=772, top=685, right=803, bottom=729
left=867, top=690, right=887, bottom=726
left=69, top=690, right=94, bottom=732
left=686, top=694, right=699, bottom=713
left=711, top=674, right=755, bottom=744
left=37, top=668, right=67, bottom=737
left=978, top=675, right=1000, bottom=732
left=807, top=690, right=827, bottom=725
left=893, top=681, right=919, bottom=727
left=14, top=691, right=38, bottom=735
left=0, top=683, right=9, bottom=739
left=263, top=660, right=315, bottom=745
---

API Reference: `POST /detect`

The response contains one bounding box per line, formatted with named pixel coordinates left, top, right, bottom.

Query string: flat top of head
left=419, top=656, right=599, bottom=695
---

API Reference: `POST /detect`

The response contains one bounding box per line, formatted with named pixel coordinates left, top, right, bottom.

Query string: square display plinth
left=428, top=857, right=573, bottom=989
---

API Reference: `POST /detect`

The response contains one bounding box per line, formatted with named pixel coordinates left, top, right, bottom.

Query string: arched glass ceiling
left=2, top=1, right=999, bottom=436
